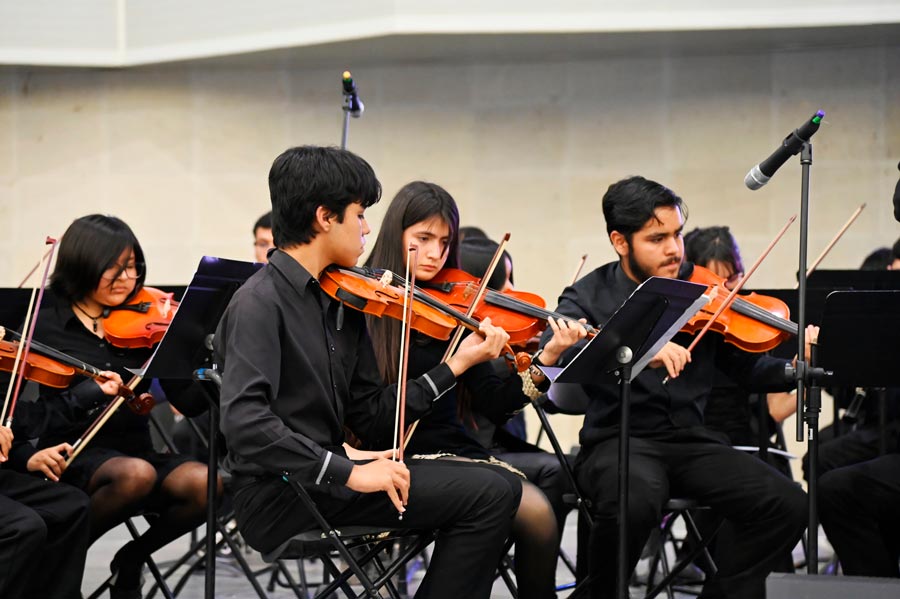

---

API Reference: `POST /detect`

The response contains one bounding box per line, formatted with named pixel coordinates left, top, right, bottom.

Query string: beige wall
left=1, top=43, right=898, bottom=455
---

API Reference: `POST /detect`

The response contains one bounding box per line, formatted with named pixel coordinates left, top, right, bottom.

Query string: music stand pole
left=616, top=348, right=634, bottom=599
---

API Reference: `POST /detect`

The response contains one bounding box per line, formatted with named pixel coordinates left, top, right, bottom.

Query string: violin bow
left=2, top=236, right=59, bottom=427
left=394, top=246, right=417, bottom=463
left=390, top=246, right=418, bottom=519
left=441, top=232, right=511, bottom=361
left=685, top=215, right=797, bottom=353
left=404, top=233, right=510, bottom=449
left=17, top=246, right=55, bottom=288
left=571, top=253, right=588, bottom=285
left=65, top=370, right=145, bottom=467
left=798, top=203, right=866, bottom=287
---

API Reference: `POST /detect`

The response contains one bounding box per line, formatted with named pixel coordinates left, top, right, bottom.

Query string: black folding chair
left=530, top=383, right=721, bottom=599
left=198, top=364, right=439, bottom=599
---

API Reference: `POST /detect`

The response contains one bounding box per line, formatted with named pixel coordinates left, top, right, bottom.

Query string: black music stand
left=138, top=256, right=262, bottom=599
left=542, top=276, right=709, bottom=599
left=0, top=288, right=39, bottom=330
left=805, top=290, right=900, bottom=572
left=807, top=269, right=900, bottom=291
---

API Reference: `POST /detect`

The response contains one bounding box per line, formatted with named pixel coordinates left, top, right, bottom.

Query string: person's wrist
left=529, top=349, right=548, bottom=379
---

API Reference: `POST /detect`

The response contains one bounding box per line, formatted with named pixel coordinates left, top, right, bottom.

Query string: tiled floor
left=82, top=511, right=823, bottom=598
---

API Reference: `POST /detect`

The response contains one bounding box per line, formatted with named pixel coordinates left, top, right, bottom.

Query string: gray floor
left=80, top=510, right=825, bottom=598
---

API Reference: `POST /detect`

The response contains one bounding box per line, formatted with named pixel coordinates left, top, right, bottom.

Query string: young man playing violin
left=530, top=176, right=812, bottom=599
left=215, top=145, right=521, bottom=599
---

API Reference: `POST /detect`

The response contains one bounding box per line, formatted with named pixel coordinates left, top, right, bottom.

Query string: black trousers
left=819, top=454, right=900, bottom=577
left=575, top=436, right=807, bottom=599
left=803, top=422, right=900, bottom=480
left=0, top=470, right=91, bottom=599
left=232, top=458, right=522, bottom=599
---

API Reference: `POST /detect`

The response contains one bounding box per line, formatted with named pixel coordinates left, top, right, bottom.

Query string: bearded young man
left=530, top=176, right=811, bottom=599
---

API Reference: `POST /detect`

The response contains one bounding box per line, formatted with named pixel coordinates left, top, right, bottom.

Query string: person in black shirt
left=216, top=146, right=521, bottom=599
left=532, top=176, right=809, bottom=599
left=0, top=422, right=91, bottom=599
left=683, top=225, right=796, bottom=455
left=22, top=214, right=217, bottom=599
left=364, top=181, right=582, bottom=598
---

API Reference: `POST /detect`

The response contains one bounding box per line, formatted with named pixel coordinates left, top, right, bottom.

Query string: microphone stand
left=792, top=141, right=829, bottom=574
left=340, top=72, right=363, bottom=150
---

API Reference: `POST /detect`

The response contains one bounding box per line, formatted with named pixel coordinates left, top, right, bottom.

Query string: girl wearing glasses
left=20, top=214, right=218, bottom=599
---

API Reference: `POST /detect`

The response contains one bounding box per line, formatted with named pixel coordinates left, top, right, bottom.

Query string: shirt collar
left=267, top=249, right=318, bottom=297
left=613, top=261, right=639, bottom=294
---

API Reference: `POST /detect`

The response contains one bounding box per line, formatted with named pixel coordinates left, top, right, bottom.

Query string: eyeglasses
left=101, top=261, right=145, bottom=280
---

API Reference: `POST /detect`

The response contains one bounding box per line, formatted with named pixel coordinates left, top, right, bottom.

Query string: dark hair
left=893, top=237, right=900, bottom=261
left=268, top=146, right=381, bottom=248
left=602, top=176, right=687, bottom=240
left=459, top=226, right=488, bottom=243
left=365, top=181, right=460, bottom=384
left=253, top=211, right=272, bottom=235
left=459, top=237, right=513, bottom=290
left=683, top=226, right=744, bottom=275
left=50, top=214, right=146, bottom=303
left=860, top=247, right=892, bottom=271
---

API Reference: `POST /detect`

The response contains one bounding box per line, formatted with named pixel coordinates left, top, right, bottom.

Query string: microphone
left=744, top=110, right=825, bottom=190
left=341, top=70, right=364, bottom=118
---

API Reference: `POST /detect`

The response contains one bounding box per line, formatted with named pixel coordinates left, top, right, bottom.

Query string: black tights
left=86, top=457, right=222, bottom=586
left=441, top=457, right=558, bottom=598
left=513, top=481, right=560, bottom=599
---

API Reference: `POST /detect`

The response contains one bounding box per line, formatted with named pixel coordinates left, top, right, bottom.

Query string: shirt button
left=330, top=345, right=335, bottom=352
left=105, top=363, right=112, bottom=368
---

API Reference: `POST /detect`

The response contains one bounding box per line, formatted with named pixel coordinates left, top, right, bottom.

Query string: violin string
left=358, top=267, right=483, bottom=331
left=729, top=295, right=799, bottom=335
left=3, top=328, right=104, bottom=377
left=483, top=290, right=599, bottom=334
left=685, top=215, right=796, bottom=353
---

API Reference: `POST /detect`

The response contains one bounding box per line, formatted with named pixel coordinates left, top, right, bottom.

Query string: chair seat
left=663, top=498, right=706, bottom=512
left=262, top=527, right=427, bottom=563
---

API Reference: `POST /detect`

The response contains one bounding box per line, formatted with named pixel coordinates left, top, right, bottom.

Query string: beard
left=626, top=250, right=681, bottom=282
left=627, top=251, right=652, bottom=283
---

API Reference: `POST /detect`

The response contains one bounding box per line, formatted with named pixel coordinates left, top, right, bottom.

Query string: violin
left=320, top=267, right=532, bottom=371
left=681, top=264, right=798, bottom=353
left=0, top=337, right=154, bottom=414
left=384, top=267, right=600, bottom=345
left=1, top=339, right=76, bottom=389
left=103, top=286, right=178, bottom=349
left=424, top=268, right=548, bottom=347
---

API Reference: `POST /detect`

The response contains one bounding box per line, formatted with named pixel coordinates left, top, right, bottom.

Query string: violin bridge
left=379, top=270, right=393, bottom=288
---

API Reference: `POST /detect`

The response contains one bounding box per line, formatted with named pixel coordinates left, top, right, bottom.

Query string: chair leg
left=123, top=519, right=176, bottom=599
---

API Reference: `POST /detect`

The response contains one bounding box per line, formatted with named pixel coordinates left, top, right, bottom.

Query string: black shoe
left=109, top=547, right=145, bottom=599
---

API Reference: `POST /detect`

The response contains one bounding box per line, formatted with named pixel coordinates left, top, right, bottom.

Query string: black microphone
left=341, top=70, right=364, bottom=118
left=744, top=110, right=825, bottom=190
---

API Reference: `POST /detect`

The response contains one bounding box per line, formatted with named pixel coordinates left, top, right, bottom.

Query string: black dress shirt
left=539, top=261, right=792, bottom=449
left=402, top=333, right=530, bottom=458
left=215, top=250, right=457, bottom=492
